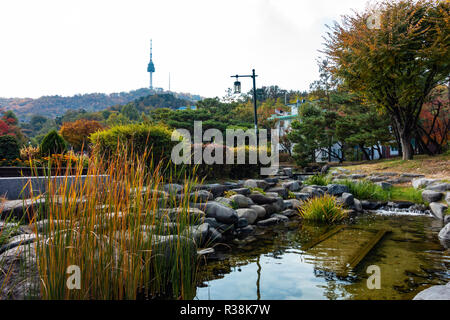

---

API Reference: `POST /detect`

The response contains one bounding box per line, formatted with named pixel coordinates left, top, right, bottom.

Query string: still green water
left=195, top=213, right=449, bottom=300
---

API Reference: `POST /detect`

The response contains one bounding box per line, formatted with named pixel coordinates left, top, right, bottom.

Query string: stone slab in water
left=413, top=282, right=450, bottom=300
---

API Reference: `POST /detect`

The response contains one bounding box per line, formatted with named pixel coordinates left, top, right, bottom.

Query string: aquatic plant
left=18, top=143, right=200, bottom=300
left=304, top=174, right=332, bottom=186
left=297, top=194, right=348, bottom=223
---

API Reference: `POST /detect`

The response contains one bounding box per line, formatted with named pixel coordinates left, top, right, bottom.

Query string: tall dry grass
left=28, top=144, right=201, bottom=299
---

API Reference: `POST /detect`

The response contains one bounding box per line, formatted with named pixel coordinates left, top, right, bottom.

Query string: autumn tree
left=324, top=0, right=450, bottom=159
left=60, top=119, right=104, bottom=151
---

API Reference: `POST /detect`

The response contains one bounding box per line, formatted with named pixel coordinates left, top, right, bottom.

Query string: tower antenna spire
left=147, top=39, right=155, bottom=90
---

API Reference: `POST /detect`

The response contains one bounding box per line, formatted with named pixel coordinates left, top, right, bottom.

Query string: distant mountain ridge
left=0, top=88, right=202, bottom=121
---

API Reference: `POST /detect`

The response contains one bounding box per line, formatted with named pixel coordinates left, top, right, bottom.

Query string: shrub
left=0, top=135, right=20, bottom=160
left=60, top=119, right=103, bottom=151
left=90, top=123, right=175, bottom=167
left=40, top=130, right=67, bottom=156
left=20, top=145, right=40, bottom=160
left=337, top=179, right=389, bottom=201
left=297, top=194, right=348, bottom=223
left=304, top=174, right=332, bottom=186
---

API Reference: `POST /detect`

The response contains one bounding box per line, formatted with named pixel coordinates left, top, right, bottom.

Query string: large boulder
left=412, top=178, right=439, bottom=189
left=0, top=234, right=37, bottom=255
left=229, top=194, right=251, bottom=208
left=0, top=243, right=40, bottom=300
left=243, top=179, right=269, bottom=190
left=438, top=223, right=450, bottom=249
left=257, top=217, right=281, bottom=227
left=270, top=214, right=289, bottom=222
left=249, top=205, right=267, bottom=219
left=281, top=181, right=302, bottom=192
left=203, top=202, right=239, bottom=224
left=285, top=199, right=302, bottom=210
left=194, top=184, right=233, bottom=197
left=271, top=197, right=286, bottom=212
left=184, top=223, right=210, bottom=247
left=236, top=208, right=258, bottom=225
left=300, top=186, right=324, bottom=198
left=339, top=193, right=355, bottom=207
left=0, top=198, right=46, bottom=221
left=230, top=188, right=251, bottom=196
left=429, top=202, right=447, bottom=221
left=446, top=192, right=450, bottom=206
left=158, top=207, right=206, bottom=224
left=413, top=282, right=450, bottom=300
left=163, top=183, right=183, bottom=194
left=248, top=193, right=277, bottom=205
left=266, top=187, right=289, bottom=198
left=326, top=184, right=349, bottom=196
left=291, top=192, right=310, bottom=201
left=375, top=182, right=392, bottom=190
left=426, top=183, right=450, bottom=192
left=422, top=190, right=443, bottom=203
left=261, top=204, right=278, bottom=216
left=190, top=190, right=213, bottom=202
left=204, top=217, right=234, bottom=234
left=353, top=198, right=363, bottom=212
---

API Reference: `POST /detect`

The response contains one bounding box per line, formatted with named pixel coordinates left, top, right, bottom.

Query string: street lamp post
left=231, top=69, right=259, bottom=136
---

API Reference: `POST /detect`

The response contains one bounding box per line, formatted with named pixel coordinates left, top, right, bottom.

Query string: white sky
left=0, top=0, right=370, bottom=99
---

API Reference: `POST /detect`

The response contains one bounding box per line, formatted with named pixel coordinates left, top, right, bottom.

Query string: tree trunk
left=399, top=130, right=414, bottom=160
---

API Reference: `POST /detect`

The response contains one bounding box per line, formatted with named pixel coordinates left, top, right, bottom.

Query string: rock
left=387, top=201, right=415, bottom=209
left=185, top=223, right=210, bottom=247
left=204, top=218, right=234, bottom=234
left=422, top=190, right=443, bottom=203
left=153, top=235, right=197, bottom=264
left=367, top=176, right=385, bottom=183
left=236, top=217, right=249, bottom=228
left=214, top=197, right=233, bottom=207
left=283, top=168, right=293, bottom=177
left=401, top=173, right=425, bottom=178
left=261, top=204, right=278, bottom=216
left=0, top=234, right=37, bottom=255
left=270, top=214, right=289, bottom=222
left=267, top=187, right=289, bottom=198
left=159, top=207, right=206, bottom=224
left=300, top=187, right=324, bottom=198
left=445, top=215, right=450, bottom=225
left=264, top=177, right=279, bottom=184
left=236, top=208, right=258, bottom=225
left=0, top=243, right=40, bottom=299
left=438, top=223, right=450, bottom=248
left=354, top=199, right=363, bottom=212
left=280, top=209, right=296, bottom=217
left=361, top=200, right=382, bottom=210
left=163, top=183, right=183, bottom=194
left=426, top=183, right=450, bottom=192
left=446, top=192, right=450, bottom=206
left=271, top=197, right=285, bottom=212
left=429, top=202, right=447, bottom=221
left=285, top=199, right=302, bottom=210
left=412, top=178, right=439, bottom=189
left=350, top=174, right=366, bottom=179
left=194, top=184, right=233, bottom=197
left=282, top=181, right=302, bottom=192
left=248, top=194, right=277, bottom=205
left=413, top=282, right=450, bottom=300
left=291, top=192, right=310, bottom=201
left=0, top=198, right=46, bottom=221
left=230, top=188, right=251, bottom=196
left=230, top=194, right=251, bottom=208
left=190, top=190, right=213, bottom=202
left=375, top=182, right=392, bottom=190
left=243, top=179, right=269, bottom=190
left=265, top=192, right=280, bottom=198
left=340, top=193, right=354, bottom=207
left=204, top=202, right=239, bottom=224
left=256, top=217, right=280, bottom=227
left=29, top=219, right=70, bottom=233
left=326, top=184, right=349, bottom=196
left=235, top=225, right=255, bottom=238
left=283, top=200, right=293, bottom=209
left=249, top=205, right=267, bottom=219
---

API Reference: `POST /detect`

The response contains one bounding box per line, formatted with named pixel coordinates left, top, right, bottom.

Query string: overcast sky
left=0, top=0, right=370, bottom=99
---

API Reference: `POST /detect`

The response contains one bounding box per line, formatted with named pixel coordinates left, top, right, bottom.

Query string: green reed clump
left=304, top=174, right=332, bottom=186
left=30, top=143, right=201, bottom=300
left=336, top=179, right=390, bottom=201
left=297, top=194, right=348, bottom=223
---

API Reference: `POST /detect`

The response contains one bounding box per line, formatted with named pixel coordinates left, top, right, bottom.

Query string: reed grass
left=26, top=143, right=202, bottom=300
left=297, top=194, right=348, bottom=223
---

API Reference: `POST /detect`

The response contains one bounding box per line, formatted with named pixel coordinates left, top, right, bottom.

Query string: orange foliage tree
left=324, top=0, right=450, bottom=159
left=60, top=119, right=104, bottom=151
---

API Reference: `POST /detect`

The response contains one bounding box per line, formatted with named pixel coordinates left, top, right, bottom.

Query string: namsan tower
left=147, top=39, right=155, bottom=89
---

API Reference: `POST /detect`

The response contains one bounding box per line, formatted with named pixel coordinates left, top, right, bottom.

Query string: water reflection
left=195, top=214, right=449, bottom=300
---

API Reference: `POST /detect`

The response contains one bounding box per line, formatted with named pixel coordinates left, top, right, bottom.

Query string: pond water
left=195, top=212, right=449, bottom=300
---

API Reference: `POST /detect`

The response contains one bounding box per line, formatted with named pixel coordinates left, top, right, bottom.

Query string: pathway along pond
left=195, top=212, right=449, bottom=300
